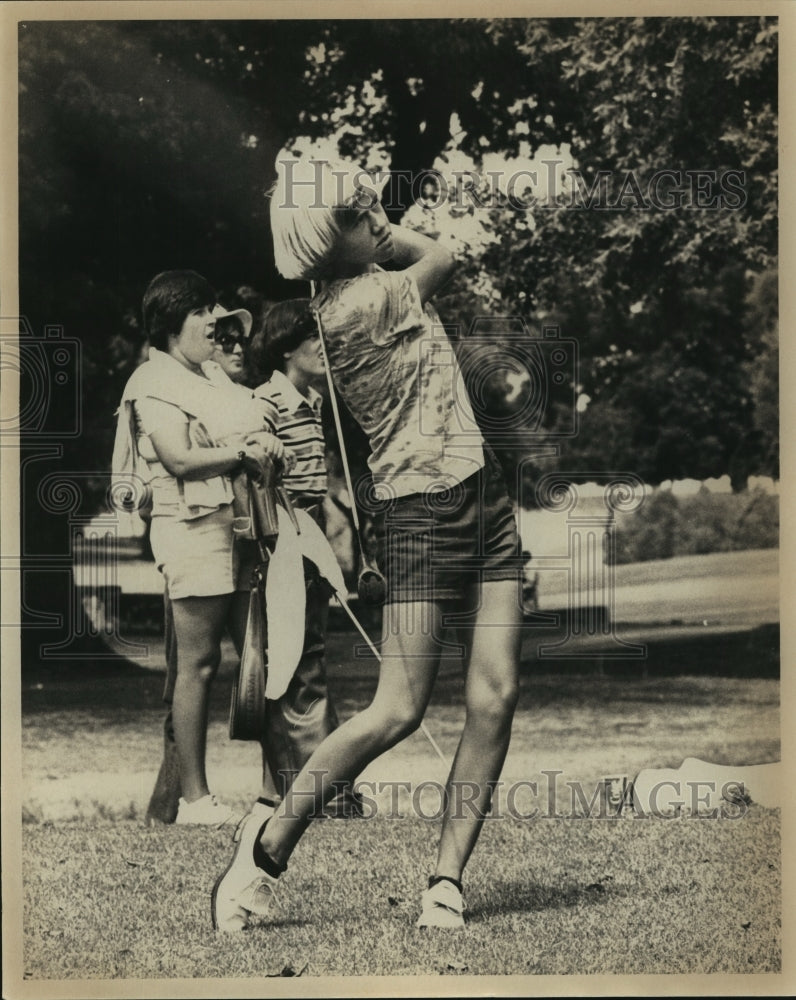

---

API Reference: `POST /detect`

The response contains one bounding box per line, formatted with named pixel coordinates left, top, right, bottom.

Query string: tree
left=16, top=17, right=779, bottom=659
left=471, top=18, right=776, bottom=488
left=742, top=268, right=779, bottom=479
left=19, top=17, right=778, bottom=495
left=17, top=20, right=306, bottom=660
left=283, top=17, right=778, bottom=489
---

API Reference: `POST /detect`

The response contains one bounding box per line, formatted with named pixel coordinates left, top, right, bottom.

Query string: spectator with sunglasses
left=211, top=308, right=251, bottom=381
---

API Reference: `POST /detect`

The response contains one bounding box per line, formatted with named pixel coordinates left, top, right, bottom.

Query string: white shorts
left=149, top=505, right=247, bottom=599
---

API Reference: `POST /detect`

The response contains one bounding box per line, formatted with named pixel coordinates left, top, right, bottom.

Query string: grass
left=20, top=809, right=780, bottom=980
left=19, top=628, right=781, bottom=824
left=14, top=624, right=783, bottom=984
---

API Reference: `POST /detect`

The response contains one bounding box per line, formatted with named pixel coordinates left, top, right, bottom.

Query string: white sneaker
left=212, top=802, right=278, bottom=932
left=175, top=794, right=234, bottom=826
left=416, top=880, right=466, bottom=929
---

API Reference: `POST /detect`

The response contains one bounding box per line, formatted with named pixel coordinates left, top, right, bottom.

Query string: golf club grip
left=246, top=454, right=280, bottom=541
left=276, top=485, right=301, bottom=534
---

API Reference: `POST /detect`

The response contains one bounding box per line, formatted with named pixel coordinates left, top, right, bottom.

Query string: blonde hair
left=269, top=156, right=381, bottom=281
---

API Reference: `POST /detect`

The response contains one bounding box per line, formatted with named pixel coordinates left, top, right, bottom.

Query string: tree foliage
left=278, top=16, right=778, bottom=488
left=16, top=16, right=779, bottom=659
left=18, top=16, right=778, bottom=502
left=742, top=268, right=779, bottom=479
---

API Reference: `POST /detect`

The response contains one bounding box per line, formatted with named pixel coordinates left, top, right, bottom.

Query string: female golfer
left=112, top=270, right=285, bottom=823
left=212, top=159, right=523, bottom=931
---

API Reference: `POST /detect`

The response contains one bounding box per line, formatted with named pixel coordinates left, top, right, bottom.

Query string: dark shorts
left=377, top=450, right=523, bottom=603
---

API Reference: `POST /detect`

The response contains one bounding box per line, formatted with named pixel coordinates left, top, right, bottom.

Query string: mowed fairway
left=16, top=670, right=781, bottom=982
left=14, top=548, right=782, bottom=983
left=20, top=808, right=780, bottom=980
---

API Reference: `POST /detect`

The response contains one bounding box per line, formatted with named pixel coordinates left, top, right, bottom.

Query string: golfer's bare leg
left=434, top=579, right=522, bottom=883
left=259, top=599, right=444, bottom=866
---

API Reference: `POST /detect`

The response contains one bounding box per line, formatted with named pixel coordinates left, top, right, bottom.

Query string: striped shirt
left=253, top=370, right=327, bottom=504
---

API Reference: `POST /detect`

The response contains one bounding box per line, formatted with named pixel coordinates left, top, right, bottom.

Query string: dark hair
left=248, top=299, right=317, bottom=384
left=142, top=270, right=216, bottom=350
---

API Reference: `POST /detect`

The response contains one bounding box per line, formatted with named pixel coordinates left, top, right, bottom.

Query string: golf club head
left=357, top=567, right=387, bottom=605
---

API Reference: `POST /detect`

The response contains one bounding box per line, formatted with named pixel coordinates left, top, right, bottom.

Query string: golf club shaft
left=311, top=283, right=446, bottom=769
left=333, top=593, right=450, bottom=770
left=310, top=282, right=364, bottom=538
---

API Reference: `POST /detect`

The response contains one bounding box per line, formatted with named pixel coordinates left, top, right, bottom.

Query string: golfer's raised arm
left=389, top=225, right=455, bottom=304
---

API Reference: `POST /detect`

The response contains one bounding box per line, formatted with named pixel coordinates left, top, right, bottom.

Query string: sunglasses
left=214, top=330, right=248, bottom=354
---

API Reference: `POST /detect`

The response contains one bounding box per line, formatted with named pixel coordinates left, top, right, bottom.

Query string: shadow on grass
left=522, top=622, right=779, bottom=679
left=468, top=878, right=621, bottom=919
left=247, top=917, right=309, bottom=932
left=20, top=617, right=778, bottom=723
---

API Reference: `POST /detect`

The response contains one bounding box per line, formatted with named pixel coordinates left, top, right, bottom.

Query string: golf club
left=310, top=282, right=388, bottom=605
left=334, top=594, right=450, bottom=770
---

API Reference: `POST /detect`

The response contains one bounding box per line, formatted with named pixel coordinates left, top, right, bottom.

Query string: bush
left=614, top=489, right=679, bottom=563
left=613, top=486, right=778, bottom=564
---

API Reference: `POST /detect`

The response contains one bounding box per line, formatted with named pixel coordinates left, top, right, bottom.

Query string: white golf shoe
left=211, top=802, right=278, bottom=932
left=416, top=879, right=466, bottom=930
